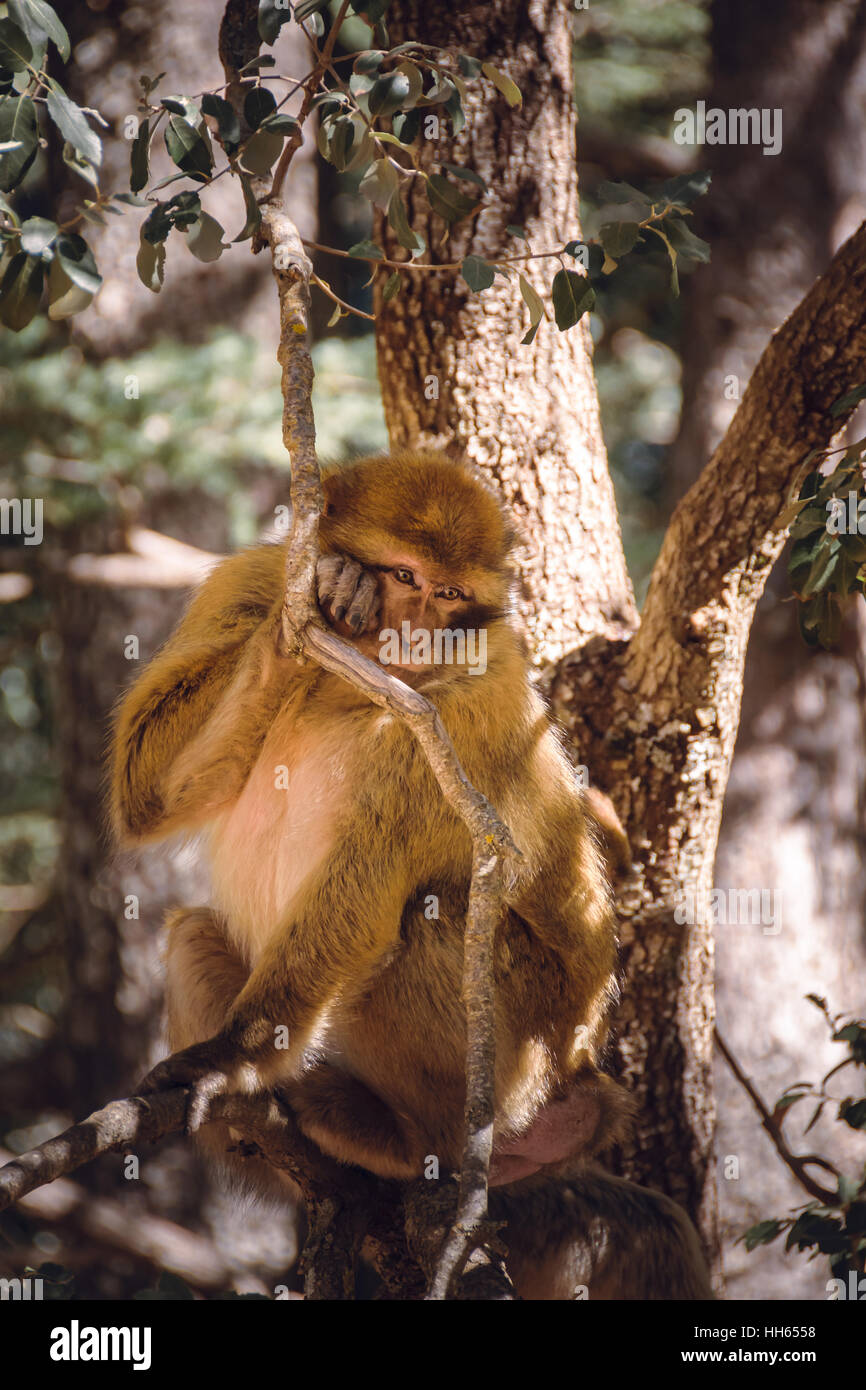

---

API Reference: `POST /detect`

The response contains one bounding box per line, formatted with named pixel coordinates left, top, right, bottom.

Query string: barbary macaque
left=110, top=450, right=711, bottom=1299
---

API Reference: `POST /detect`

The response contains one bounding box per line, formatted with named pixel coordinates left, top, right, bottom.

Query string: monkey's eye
left=436, top=586, right=464, bottom=602
left=393, top=567, right=415, bottom=586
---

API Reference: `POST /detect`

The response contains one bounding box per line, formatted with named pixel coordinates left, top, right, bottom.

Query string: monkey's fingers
left=316, top=554, right=343, bottom=607
left=331, top=558, right=363, bottom=623
left=345, top=570, right=380, bottom=635
left=137, top=1041, right=233, bottom=1102
left=185, top=1070, right=231, bottom=1134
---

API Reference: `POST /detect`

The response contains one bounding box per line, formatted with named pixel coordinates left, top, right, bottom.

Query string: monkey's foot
left=489, top=1086, right=603, bottom=1187
left=137, top=1037, right=261, bottom=1134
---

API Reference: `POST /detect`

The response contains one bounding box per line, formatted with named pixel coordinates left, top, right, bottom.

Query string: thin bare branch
left=714, top=1028, right=839, bottom=1204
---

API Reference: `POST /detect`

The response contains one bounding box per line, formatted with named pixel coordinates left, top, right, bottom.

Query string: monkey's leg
left=494, top=1167, right=713, bottom=1301
left=284, top=1066, right=427, bottom=1181
left=163, top=907, right=298, bottom=1203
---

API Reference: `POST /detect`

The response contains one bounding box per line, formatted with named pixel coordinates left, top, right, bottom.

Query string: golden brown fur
left=110, top=450, right=710, bottom=1297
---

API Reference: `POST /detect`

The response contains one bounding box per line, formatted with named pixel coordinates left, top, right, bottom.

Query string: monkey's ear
left=321, top=464, right=346, bottom=519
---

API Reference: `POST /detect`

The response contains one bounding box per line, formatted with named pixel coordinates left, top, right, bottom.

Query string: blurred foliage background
left=3, top=0, right=864, bottom=1302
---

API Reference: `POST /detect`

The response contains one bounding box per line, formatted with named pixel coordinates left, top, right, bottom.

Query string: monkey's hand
left=137, top=1035, right=263, bottom=1134
left=316, top=553, right=381, bottom=637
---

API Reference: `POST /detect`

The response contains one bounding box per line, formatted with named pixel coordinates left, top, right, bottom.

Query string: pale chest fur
left=207, top=701, right=367, bottom=963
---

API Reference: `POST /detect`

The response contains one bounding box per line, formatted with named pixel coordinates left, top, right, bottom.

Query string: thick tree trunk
left=375, top=0, right=636, bottom=663
left=376, top=0, right=728, bottom=1259
left=668, top=0, right=866, bottom=1297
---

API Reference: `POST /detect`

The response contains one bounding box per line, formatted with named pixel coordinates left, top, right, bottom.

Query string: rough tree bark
left=376, top=0, right=726, bottom=1247
left=378, top=0, right=866, bottom=1273
left=6, top=0, right=866, bottom=1300
left=375, top=0, right=637, bottom=663
left=668, top=0, right=866, bottom=1297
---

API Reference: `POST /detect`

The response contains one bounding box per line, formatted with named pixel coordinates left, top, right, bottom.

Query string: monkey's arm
left=111, top=543, right=297, bottom=843
left=137, top=724, right=436, bottom=1112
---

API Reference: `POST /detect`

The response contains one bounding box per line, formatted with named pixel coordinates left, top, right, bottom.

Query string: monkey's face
left=318, top=450, right=515, bottom=675
left=367, top=552, right=481, bottom=670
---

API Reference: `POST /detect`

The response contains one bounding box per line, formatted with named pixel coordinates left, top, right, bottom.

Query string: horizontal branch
left=0, top=1146, right=247, bottom=1292
left=0, top=1089, right=348, bottom=1214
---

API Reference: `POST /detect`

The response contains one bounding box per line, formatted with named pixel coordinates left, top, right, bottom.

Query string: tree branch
left=714, top=1029, right=839, bottom=1204
left=150, top=0, right=522, bottom=1298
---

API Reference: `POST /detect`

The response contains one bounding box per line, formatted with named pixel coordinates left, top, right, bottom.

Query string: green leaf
left=161, top=98, right=187, bottom=115
left=347, top=238, right=383, bottom=260
left=142, top=193, right=199, bottom=244
left=19, top=214, right=56, bottom=255
left=54, top=231, right=102, bottom=294
left=596, top=179, right=652, bottom=209
left=391, top=109, right=420, bottom=144
left=839, top=1098, right=866, bottom=1130
left=239, top=128, right=283, bottom=176
left=426, top=172, right=479, bottom=223
left=184, top=210, right=226, bottom=262
left=353, top=51, right=385, bottom=75
left=9, top=0, right=69, bottom=61
left=63, top=141, right=99, bottom=189
left=444, top=86, right=464, bottom=135
left=322, top=114, right=358, bottom=172
left=801, top=538, right=841, bottom=598
left=551, top=269, right=594, bottom=331
left=130, top=116, right=150, bottom=194
left=664, top=214, right=711, bottom=264
left=201, top=93, right=240, bottom=153
left=232, top=170, right=261, bottom=242
left=260, top=112, right=299, bottom=137
left=136, top=231, right=165, bottom=291
left=258, top=0, right=294, bottom=45
left=740, top=1220, right=783, bottom=1251
left=0, top=250, right=43, bottom=328
left=46, top=256, right=94, bottom=318
left=359, top=157, right=399, bottom=210
left=244, top=86, right=277, bottom=130
left=164, top=114, right=213, bottom=179
left=518, top=272, right=545, bottom=344
left=654, top=169, right=711, bottom=207
left=0, top=18, right=32, bottom=71
left=506, top=224, right=526, bottom=239
left=368, top=70, right=412, bottom=118
left=830, top=383, right=866, bottom=417
left=382, top=270, right=401, bottom=300
left=480, top=62, right=521, bottom=107
left=352, top=0, right=391, bottom=23
left=646, top=224, right=679, bottom=296
left=461, top=254, right=496, bottom=292
left=394, top=61, right=423, bottom=108
left=45, top=81, right=103, bottom=167
left=295, top=0, right=329, bottom=17
left=599, top=221, right=639, bottom=259
left=0, top=93, right=37, bottom=192
left=441, top=162, right=487, bottom=191
left=458, top=54, right=482, bottom=79
left=387, top=191, right=424, bottom=255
